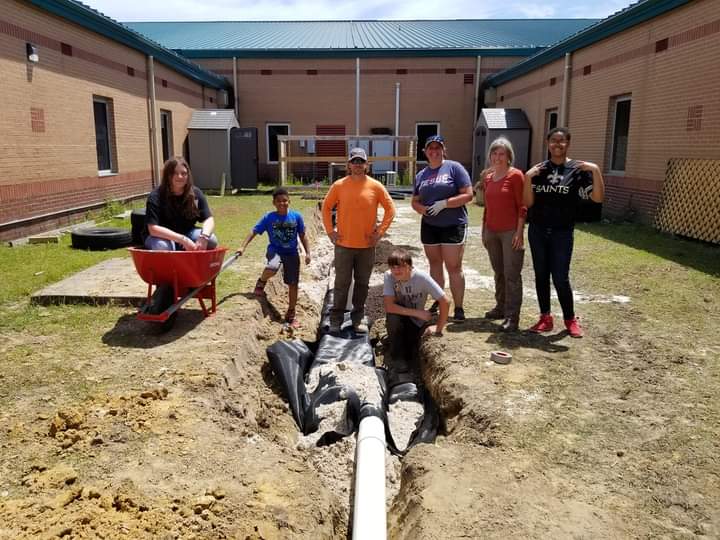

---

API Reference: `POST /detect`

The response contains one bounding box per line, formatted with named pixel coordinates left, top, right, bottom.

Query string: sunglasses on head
left=350, top=158, right=365, bottom=164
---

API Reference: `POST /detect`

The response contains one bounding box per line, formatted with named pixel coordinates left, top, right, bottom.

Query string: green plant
left=98, top=199, right=127, bottom=221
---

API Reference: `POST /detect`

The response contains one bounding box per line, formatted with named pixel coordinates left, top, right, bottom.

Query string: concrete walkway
left=31, top=258, right=147, bottom=306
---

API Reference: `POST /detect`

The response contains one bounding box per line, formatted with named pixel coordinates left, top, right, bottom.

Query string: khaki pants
left=330, top=245, right=375, bottom=327
left=483, top=227, right=524, bottom=322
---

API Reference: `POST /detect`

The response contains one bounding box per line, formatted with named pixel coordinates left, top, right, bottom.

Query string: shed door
left=371, top=140, right=393, bottom=174
left=230, top=127, right=258, bottom=189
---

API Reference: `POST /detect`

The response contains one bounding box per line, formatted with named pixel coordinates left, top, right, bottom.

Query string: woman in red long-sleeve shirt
left=479, top=137, right=527, bottom=332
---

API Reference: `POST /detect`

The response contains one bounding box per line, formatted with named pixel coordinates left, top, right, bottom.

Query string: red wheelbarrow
left=129, top=247, right=239, bottom=326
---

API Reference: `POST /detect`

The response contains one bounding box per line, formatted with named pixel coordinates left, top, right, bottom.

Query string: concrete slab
left=31, top=258, right=147, bottom=306
left=28, top=235, right=60, bottom=244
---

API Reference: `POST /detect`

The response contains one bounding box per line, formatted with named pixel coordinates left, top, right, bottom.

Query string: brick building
left=9, top=0, right=716, bottom=240
left=0, top=0, right=228, bottom=241
left=128, top=19, right=596, bottom=183
left=485, top=0, right=720, bottom=224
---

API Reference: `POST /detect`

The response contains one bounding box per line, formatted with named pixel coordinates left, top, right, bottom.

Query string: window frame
left=415, top=122, right=440, bottom=164
left=266, top=123, right=291, bottom=164
left=160, top=109, right=174, bottom=163
left=543, top=108, right=559, bottom=160
left=92, top=96, right=116, bottom=175
left=608, top=95, right=632, bottom=175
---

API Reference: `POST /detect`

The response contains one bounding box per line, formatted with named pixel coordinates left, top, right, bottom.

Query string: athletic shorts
left=265, top=250, right=300, bottom=285
left=420, top=221, right=468, bottom=246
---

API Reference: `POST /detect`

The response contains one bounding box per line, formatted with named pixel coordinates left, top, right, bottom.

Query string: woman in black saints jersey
left=523, top=128, right=605, bottom=338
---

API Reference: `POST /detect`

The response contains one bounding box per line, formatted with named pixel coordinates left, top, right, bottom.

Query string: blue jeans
left=528, top=224, right=575, bottom=320
left=144, top=228, right=218, bottom=251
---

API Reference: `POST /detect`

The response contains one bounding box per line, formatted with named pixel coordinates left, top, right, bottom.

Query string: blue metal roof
left=486, top=0, right=692, bottom=86
left=125, top=19, right=598, bottom=58
left=27, top=0, right=229, bottom=89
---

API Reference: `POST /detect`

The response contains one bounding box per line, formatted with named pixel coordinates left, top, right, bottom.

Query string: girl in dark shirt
left=144, top=157, right=218, bottom=251
left=523, top=128, right=605, bottom=338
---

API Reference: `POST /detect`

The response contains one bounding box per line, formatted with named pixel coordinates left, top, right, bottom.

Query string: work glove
left=426, top=199, right=448, bottom=216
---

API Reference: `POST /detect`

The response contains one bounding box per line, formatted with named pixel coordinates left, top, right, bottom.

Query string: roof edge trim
left=27, top=0, right=229, bottom=89
left=486, top=0, right=692, bottom=87
left=177, top=48, right=544, bottom=59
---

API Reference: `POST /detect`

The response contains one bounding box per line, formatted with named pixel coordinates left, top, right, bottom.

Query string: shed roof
left=28, top=0, right=228, bottom=89
left=479, top=109, right=530, bottom=130
left=486, top=0, right=692, bottom=86
left=187, top=110, right=239, bottom=130
left=125, top=19, right=598, bottom=58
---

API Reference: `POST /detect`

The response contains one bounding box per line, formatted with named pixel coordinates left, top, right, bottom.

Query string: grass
left=0, top=194, right=319, bottom=334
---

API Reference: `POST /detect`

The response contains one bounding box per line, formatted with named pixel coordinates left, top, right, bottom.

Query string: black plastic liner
left=266, top=295, right=440, bottom=454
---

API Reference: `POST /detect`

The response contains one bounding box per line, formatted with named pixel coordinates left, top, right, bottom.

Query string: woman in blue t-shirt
left=411, top=135, right=474, bottom=322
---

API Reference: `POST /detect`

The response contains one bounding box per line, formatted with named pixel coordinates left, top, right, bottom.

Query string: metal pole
left=279, top=139, right=287, bottom=186
left=470, top=55, right=482, bottom=182
left=394, top=82, right=400, bottom=173
left=146, top=55, right=159, bottom=188
left=560, top=52, right=572, bottom=127
left=233, top=56, right=239, bottom=120
left=355, top=58, right=360, bottom=138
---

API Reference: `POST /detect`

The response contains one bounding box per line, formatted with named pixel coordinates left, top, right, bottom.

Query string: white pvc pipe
left=352, top=415, right=386, bottom=540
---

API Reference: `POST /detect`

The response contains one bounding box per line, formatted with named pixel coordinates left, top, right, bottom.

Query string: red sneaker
left=253, top=286, right=266, bottom=297
left=529, top=313, right=554, bottom=333
left=564, top=317, right=583, bottom=338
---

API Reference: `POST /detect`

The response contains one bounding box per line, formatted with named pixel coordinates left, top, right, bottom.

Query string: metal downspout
left=233, top=56, right=239, bottom=119
left=394, top=82, right=400, bottom=172
left=560, top=52, right=572, bottom=127
left=146, top=55, right=159, bottom=188
left=470, top=55, right=482, bottom=181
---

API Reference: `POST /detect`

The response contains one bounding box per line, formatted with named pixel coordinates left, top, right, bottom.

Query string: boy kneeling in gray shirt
left=383, top=249, right=449, bottom=375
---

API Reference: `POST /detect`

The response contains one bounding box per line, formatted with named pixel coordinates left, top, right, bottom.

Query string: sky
left=85, top=0, right=636, bottom=22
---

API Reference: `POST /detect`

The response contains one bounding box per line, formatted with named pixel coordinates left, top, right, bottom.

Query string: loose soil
left=1, top=201, right=719, bottom=539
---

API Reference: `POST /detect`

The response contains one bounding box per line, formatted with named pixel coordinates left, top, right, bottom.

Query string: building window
left=160, top=110, right=173, bottom=162
left=415, top=123, right=440, bottom=162
left=267, top=123, right=290, bottom=163
left=93, top=96, right=116, bottom=174
left=544, top=109, right=559, bottom=159
left=609, top=96, right=631, bottom=172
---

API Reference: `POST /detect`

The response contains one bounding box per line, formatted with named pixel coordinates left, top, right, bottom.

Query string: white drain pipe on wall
left=560, top=52, right=573, bottom=127
left=352, top=413, right=387, bottom=540
left=394, top=82, right=400, bottom=173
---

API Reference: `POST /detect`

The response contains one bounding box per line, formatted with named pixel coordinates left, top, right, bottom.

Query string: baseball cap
left=424, top=135, right=445, bottom=148
left=348, top=147, right=368, bottom=162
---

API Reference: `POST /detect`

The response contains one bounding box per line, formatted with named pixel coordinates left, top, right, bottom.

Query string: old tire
left=130, top=208, right=146, bottom=246
left=71, top=227, right=132, bottom=250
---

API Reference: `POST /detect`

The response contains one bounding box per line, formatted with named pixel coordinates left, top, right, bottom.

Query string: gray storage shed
left=474, top=108, right=531, bottom=178
left=187, top=110, right=239, bottom=190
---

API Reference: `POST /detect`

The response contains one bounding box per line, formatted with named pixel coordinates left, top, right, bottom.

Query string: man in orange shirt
left=322, top=147, right=396, bottom=334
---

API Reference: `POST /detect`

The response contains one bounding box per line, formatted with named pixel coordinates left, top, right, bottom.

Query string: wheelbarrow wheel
left=160, top=311, right=178, bottom=333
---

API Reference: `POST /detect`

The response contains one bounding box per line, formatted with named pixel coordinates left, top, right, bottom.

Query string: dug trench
left=0, top=205, right=495, bottom=539
left=2, top=201, right=717, bottom=538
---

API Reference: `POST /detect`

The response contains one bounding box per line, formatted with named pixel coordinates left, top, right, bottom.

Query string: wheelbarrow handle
left=164, top=251, right=241, bottom=318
